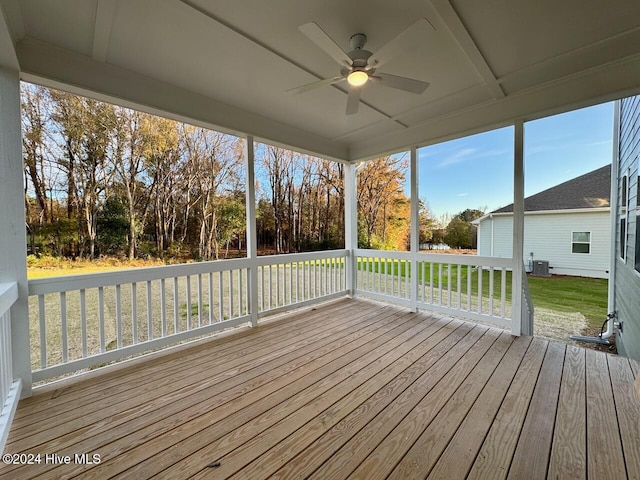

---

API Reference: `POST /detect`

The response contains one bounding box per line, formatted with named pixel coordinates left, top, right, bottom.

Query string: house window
left=572, top=231, right=590, bottom=254
left=621, top=174, right=628, bottom=210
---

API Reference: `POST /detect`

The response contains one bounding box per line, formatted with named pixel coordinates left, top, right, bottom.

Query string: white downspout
left=603, top=100, right=621, bottom=340
left=570, top=100, right=619, bottom=344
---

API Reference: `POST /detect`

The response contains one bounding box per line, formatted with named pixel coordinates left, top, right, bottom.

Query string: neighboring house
left=612, top=95, right=640, bottom=360
left=473, top=165, right=611, bottom=279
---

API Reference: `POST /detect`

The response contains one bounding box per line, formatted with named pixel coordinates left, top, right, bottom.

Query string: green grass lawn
left=356, top=258, right=607, bottom=328
left=527, top=275, right=608, bottom=329
left=27, top=257, right=608, bottom=372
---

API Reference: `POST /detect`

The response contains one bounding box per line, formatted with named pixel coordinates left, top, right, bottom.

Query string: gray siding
left=615, top=94, right=640, bottom=360
left=476, top=211, right=610, bottom=278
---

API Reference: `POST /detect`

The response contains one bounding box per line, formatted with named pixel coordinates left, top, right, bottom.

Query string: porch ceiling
left=1, top=0, right=640, bottom=161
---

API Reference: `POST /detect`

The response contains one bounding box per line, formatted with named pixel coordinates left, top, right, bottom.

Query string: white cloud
left=436, top=148, right=478, bottom=168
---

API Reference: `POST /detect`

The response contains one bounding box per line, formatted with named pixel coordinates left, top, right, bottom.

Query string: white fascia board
left=349, top=55, right=640, bottom=161
left=16, top=38, right=350, bottom=163
left=476, top=207, right=610, bottom=224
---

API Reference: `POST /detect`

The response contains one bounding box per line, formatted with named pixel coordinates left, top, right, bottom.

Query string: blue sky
left=417, top=102, right=614, bottom=220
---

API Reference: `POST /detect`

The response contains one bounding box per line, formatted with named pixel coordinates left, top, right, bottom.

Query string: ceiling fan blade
left=367, top=18, right=433, bottom=69
left=287, top=76, right=345, bottom=94
left=370, top=73, right=429, bottom=94
left=346, top=87, right=361, bottom=115
left=299, top=22, right=352, bottom=67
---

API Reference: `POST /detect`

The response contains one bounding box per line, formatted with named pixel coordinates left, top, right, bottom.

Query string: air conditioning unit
left=532, top=260, right=550, bottom=277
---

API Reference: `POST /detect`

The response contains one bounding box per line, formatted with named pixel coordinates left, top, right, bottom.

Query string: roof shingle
left=492, top=164, right=610, bottom=214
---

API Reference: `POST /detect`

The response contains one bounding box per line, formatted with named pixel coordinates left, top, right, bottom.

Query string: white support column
left=0, top=67, right=32, bottom=396
left=607, top=101, right=621, bottom=318
left=410, top=146, right=419, bottom=312
left=244, top=136, right=259, bottom=327
left=512, top=120, right=525, bottom=336
left=344, top=162, right=358, bottom=296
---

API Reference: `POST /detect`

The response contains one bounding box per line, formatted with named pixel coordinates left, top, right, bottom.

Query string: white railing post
left=512, top=120, right=525, bottom=336
left=244, top=136, right=259, bottom=327
left=410, top=146, right=419, bottom=313
left=344, top=162, right=358, bottom=296
left=0, top=283, right=21, bottom=453
left=0, top=67, right=32, bottom=397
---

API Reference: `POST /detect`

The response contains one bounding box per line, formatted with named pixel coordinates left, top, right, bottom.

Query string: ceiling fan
left=290, top=19, right=431, bottom=115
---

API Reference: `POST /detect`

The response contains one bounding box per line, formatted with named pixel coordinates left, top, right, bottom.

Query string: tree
left=444, top=208, right=485, bottom=249
left=50, top=90, right=118, bottom=258
left=357, top=155, right=409, bottom=250
left=444, top=217, right=472, bottom=248
left=97, top=196, right=129, bottom=255
left=214, top=197, right=246, bottom=258
left=22, top=84, right=53, bottom=225
left=418, top=199, right=437, bottom=247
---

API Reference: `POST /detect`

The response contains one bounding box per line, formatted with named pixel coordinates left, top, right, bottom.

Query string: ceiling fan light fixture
left=347, top=70, right=368, bottom=87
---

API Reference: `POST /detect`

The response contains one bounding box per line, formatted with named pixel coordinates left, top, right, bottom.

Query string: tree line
left=21, top=83, right=481, bottom=261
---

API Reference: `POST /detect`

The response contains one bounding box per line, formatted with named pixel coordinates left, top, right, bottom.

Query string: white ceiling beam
left=0, top=0, right=19, bottom=69
left=17, top=38, right=350, bottom=162
left=92, top=0, right=118, bottom=63
left=430, top=0, right=505, bottom=99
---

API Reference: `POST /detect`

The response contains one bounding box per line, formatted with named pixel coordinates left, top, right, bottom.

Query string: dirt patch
left=534, top=307, right=616, bottom=353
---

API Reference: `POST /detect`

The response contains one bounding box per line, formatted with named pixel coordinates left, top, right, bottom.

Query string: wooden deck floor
left=2, top=298, right=639, bottom=480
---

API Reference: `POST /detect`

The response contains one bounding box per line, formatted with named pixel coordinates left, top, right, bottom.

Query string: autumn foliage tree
left=357, top=155, right=410, bottom=250
left=22, top=82, right=438, bottom=261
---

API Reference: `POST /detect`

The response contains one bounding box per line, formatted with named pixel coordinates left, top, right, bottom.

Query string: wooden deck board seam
left=12, top=303, right=392, bottom=427
left=8, top=311, right=424, bottom=458
left=126, top=314, right=448, bottom=479
left=387, top=331, right=514, bottom=480
left=3, top=308, right=427, bottom=478
left=19, top=298, right=362, bottom=406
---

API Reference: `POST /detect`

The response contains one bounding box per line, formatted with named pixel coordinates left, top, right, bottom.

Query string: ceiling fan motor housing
left=349, top=33, right=367, bottom=49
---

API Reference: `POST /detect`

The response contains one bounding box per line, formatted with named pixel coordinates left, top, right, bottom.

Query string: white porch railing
left=355, top=249, right=514, bottom=330
left=28, top=250, right=348, bottom=383
left=255, top=250, right=347, bottom=317
left=0, top=282, right=21, bottom=454
left=25, top=248, right=527, bottom=385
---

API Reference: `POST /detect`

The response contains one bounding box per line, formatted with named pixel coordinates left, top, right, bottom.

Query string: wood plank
left=15, top=299, right=375, bottom=417
left=507, top=341, right=566, bottom=479
left=308, top=326, right=493, bottom=480
left=232, top=319, right=473, bottom=480
left=215, top=321, right=472, bottom=480
left=547, top=345, right=586, bottom=480
left=608, top=354, right=640, bottom=480
left=269, top=319, right=476, bottom=480
left=143, top=314, right=460, bottom=480
left=16, top=298, right=361, bottom=410
left=586, top=349, right=627, bottom=480
left=14, top=301, right=387, bottom=430
left=408, top=335, right=533, bottom=479
left=4, top=307, right=421, bottom=480
left=61, top=310, right=438, bottom=479
left=467, top=337, right=549, bottom=480
left=384, top=331, right=514, bottom=480
left=8, top=302, right=388, bottom=447
left=3, top=299, right=636, bottom=480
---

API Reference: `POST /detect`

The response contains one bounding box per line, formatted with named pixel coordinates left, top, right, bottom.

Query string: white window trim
left=620, top=169, right=630, bottom=261
left=571, top=231, right=591, bottom=255
left=635, top=211, right=640, bottom=276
